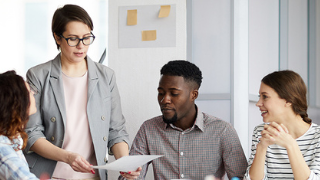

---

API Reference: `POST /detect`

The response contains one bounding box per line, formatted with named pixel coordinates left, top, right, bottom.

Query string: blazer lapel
left=87, top=57, right=98, bottom=102
left=49, top=54, right=67, bottom=127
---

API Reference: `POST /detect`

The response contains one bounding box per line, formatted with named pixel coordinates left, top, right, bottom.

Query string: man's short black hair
left=160, top=60, right=203, bottom=89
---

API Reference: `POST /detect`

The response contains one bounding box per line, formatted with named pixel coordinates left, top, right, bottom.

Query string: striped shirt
left=245, top=123, right=320, bottom=180
left=122, top=108, right=247, bottom=180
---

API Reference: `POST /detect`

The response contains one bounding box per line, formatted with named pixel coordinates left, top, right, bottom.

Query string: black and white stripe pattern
left=245, top=123, right=320, bottom=179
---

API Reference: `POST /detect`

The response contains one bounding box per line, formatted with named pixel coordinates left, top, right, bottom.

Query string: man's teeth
left=261, top=111, right=267, bottom=114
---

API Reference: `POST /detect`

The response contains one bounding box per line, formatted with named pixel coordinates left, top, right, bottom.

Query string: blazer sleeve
left=103, top=67, right=130, bottom=153
left=24, top=68, right=46, bottom=153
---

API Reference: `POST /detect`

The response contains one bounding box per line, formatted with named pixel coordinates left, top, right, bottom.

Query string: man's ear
left=191, top=89, right=198, bottom=100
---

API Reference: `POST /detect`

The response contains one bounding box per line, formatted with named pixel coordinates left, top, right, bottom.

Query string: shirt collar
left=194, top=107, right=204, bottom=132
left=0, top=135, right=22, bottom=151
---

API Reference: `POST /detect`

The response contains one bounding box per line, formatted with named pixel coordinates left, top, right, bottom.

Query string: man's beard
left=162, top=113, right=178, bottom=124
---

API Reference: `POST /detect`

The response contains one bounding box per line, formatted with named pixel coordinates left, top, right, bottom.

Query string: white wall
left=317, top=1, right=320, bottom=106
left=0, top=1, right=25, bottom=75
left=190, top=0, right=232, bottom=122
left=248, top=0, right=279, bottom=96
left=107, top=0, right=187, bottom=179
left=287, top=0, right=308, bottom=82
left=248, top=0, right=279, bottom=156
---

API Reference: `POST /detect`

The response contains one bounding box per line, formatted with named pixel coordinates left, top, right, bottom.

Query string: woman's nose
left=256, top=99, right=262, bottom=107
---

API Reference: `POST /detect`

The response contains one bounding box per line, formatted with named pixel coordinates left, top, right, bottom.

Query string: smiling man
left=119, top=60, right=247, bottom=180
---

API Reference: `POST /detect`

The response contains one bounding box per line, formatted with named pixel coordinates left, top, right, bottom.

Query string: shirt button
left=181, top=132, right=185, bottom=135
left=103, top=136, right=107, bottom=141
left=180, top=152, right=184, bottom=156
left=181, top=174, right=184, bottom=178
left=104, top=157, right=108, bottom=163
left=101, top=116, right=105, bottom=121
left=51, top=117, right=56, bottom=122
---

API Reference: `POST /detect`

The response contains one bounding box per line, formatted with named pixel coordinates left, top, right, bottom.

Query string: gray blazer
left=24, top=54, right=129, bottom=180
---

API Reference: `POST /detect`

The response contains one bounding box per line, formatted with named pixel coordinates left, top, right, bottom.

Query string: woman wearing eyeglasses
left=24, top=4, right=140, bottom=180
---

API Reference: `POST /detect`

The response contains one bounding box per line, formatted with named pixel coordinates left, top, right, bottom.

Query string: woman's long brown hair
left=0, top=70, right=30, bottom=150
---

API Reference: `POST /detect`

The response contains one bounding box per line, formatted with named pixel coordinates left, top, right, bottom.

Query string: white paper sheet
left=91, top=155, right=163, bottom=172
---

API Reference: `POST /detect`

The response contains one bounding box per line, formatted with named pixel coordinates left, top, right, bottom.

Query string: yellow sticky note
left=142, top=30, right=157, bottom=41
left=158, top=5, right=171, bottom=18
left=127, top=9, right=137, bottom=25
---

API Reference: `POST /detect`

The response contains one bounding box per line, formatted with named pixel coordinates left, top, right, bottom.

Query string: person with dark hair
left=24, top=4, right=139, bottom=180
left=0, top=70, right=38, bottom=179
left=120, top=60, right=248, bottom=180
left=245, top=70, right=320, bottom=179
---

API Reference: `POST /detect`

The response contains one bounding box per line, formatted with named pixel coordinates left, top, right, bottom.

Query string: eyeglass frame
left=59, top=32, right=95, bottom=47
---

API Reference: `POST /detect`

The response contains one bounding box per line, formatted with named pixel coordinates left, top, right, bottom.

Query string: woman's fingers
left=280, top=123, right=289, bottom=133
left=261, top=130, right=275, bottom=141
left=120, top=166, right=142, bottom=179
left=264, top=125, right=278, bottom=136
left=264, top=122, right=286, bottom=136
left=270, top=122, right=285, bottom=132
left=68, top=152, right=94, bottom=173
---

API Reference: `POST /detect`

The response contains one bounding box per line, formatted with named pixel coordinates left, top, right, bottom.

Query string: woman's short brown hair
left=262, top=70, right=311, bottom=124
left=0, top=70, right=30, bottom=149
left=52, top=4, right=94, bottom=50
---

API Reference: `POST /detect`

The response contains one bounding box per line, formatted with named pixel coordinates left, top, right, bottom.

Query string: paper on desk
left=91, top=155, right=163, bottom=172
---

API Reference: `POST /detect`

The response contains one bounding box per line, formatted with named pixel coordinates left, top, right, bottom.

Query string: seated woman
left=0, top=70, right=38, bottom=179
left=245, top=70, right=320, bottom=179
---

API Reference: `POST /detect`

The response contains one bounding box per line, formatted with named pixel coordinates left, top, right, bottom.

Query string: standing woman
left=245, top=70, right=320, bottom=179
left=0, top=71, right=38, bottom=179
left=24, top=4, right=139, bottom=180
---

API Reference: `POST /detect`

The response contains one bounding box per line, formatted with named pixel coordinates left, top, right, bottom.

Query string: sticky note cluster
left=126, top=5, right=171, bottom=41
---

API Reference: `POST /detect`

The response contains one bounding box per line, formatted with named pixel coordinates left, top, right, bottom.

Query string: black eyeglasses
left=60, top=32, right=95, bottom=47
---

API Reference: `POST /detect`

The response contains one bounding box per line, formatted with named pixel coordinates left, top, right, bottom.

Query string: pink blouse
left=52, top=72, right=98, bottom=179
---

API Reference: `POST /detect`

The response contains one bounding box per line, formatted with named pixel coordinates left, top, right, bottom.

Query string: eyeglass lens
left=68, top=36, right=95, bottom=46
